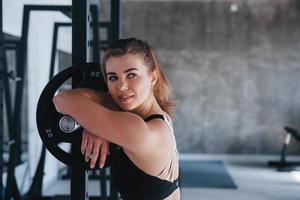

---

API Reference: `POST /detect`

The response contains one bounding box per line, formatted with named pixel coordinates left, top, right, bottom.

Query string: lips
left=118, top=94, right=134, bottom=103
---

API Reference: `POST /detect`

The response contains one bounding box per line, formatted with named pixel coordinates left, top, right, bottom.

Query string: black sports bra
left=110, top=114, right=180, bottom=200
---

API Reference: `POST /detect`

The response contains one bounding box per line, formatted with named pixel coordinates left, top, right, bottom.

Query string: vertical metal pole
left=90, top=5, right=109, bottom=199
left=90, top=5, right=100, bottom=62
left=3, top=45, right=12, bottom=143
left=1, top=3, right=21, bottom=200
left=49, top=23, right=71, bottom=80
left=0, top=0, right=4, bottom=198
left=71, top=0, right=92, bottom=200
left=279, top=133, right=291, bottom=167
left=111, top=0, right=121, bottom=42
left=110, top=1, right=121, bottom=199
left=49, top=23, right=59, bottom=80
left=11, top=6, right=32, bottom=166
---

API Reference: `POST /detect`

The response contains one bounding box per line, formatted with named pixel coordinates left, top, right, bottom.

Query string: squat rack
left=1, top=0, right=121, bottom=199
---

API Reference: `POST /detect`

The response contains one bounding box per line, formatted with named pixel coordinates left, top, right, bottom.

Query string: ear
left=150, top=70, right=158, bottom=87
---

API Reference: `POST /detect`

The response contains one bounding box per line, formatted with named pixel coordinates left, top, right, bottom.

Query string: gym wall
left=116, top=0, right=300, bottom=154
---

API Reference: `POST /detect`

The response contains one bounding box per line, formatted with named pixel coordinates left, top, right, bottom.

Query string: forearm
left=53, top=90, right=151, bottom=150
left=53, top=88, right=120, bottom=113
left=53, top=93, right=113, bottom=141
left=67, top=88, right=106, bottom=104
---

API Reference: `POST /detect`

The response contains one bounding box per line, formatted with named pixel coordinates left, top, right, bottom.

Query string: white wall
left=3, top=0, right=72, bottom=193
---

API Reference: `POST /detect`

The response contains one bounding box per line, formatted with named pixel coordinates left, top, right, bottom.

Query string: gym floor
left=181, top=154, right=300, bottom=200
left=43, top=154, right=300, bottom=200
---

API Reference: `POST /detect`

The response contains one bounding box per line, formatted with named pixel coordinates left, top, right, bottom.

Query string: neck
left=131, top=94, right=161, bottom=119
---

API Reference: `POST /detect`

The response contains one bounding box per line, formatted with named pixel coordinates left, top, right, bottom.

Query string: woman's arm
left=81, top=128, right=109, bottom=169
left=65, top=88, right=120, bottom=110
left=53, top=89, right=158, bottom=154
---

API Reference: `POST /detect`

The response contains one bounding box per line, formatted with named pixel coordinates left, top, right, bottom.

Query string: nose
left=117, top=79, right=128, bottom=91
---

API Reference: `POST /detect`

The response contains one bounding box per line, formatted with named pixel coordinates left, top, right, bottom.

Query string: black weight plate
left=36, top=63, right=115, bottom=169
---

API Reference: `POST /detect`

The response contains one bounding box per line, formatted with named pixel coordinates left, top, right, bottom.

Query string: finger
left=90, top=144, right=100, bottom=169
left=106, top=142, right=110, bottom=155
left=81, top=130, right=88, bottom=155
left=85, top=137, right=94, bottom=162
left=106, top=142, right=109, bottom=153
left=99, top=142, right=108, bottom=168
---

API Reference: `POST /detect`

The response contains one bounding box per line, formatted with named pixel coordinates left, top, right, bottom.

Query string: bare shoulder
left=124, top=114, right=174, bottom=176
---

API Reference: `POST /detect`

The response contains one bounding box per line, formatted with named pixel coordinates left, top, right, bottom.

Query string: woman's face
left=105, top=54, right=157, bottom=111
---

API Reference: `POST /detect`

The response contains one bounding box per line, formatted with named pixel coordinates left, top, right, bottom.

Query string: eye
left=108, top=75, right=118, bottom=81
left=127, top=73, right=136, bottom=79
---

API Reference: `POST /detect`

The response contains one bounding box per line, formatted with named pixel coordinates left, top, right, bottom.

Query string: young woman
left=53, top=38, right=180, bottom=199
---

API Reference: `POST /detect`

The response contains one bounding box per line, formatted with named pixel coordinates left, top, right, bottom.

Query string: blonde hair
left=101, top=38, right=176, bottom=116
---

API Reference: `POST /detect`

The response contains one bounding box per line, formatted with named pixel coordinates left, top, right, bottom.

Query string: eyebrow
left=106, top=67, right=138, bottom=76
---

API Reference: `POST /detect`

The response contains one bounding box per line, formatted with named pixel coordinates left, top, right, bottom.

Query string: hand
left=81, top=129, right=109, bottom=169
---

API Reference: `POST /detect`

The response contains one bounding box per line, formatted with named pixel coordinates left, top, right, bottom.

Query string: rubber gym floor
left=43, top=154, right=300, bottom=200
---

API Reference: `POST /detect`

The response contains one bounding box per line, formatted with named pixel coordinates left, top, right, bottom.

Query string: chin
left=121, top=107, right=131, bottom=111
left=119, top=104, right=134, bottom=111
left=122, top=103, right=142, bottom=112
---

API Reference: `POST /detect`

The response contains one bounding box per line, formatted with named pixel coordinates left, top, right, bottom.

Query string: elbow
left=53, top=93, right=66, bottom=114
left=52, top=95, right=60, bottom=107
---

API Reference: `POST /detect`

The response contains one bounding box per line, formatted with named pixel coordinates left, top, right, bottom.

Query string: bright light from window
left=291, top=171, right=300, bottom=182
left=230, top=4, right=238, bottom=13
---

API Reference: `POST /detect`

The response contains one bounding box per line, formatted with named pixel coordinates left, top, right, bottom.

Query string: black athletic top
left=110, top=114, right=180, bottom=200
